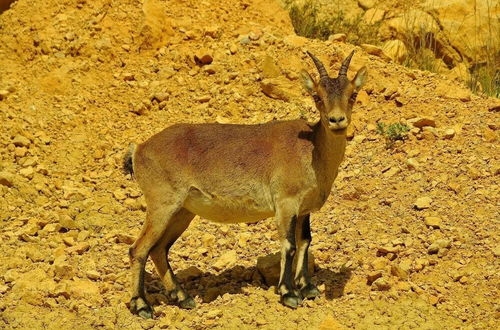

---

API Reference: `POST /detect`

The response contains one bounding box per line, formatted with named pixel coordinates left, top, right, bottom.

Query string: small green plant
left=376, top=122, right=410, bottom=148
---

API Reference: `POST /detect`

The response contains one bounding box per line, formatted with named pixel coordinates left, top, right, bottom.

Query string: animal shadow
left=144, top=255, right=352, bottom=307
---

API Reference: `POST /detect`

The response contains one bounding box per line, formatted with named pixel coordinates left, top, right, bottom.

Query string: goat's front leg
left=276, top=211, right=301, bottom=308
left=294, top=214, right=320, bottom=299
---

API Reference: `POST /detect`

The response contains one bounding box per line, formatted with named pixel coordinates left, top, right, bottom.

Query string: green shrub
left=376, top=122, right=410, bottom=148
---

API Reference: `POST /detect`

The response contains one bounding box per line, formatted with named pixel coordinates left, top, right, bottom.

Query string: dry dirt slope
left=0, top=0, right=499, bottom=329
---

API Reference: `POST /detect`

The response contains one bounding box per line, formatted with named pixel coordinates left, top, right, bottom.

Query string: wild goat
left=124, top=51, right=367, bottom=318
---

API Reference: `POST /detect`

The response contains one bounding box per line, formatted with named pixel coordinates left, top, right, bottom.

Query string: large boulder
left=423, top=0, right=500, bottom=65
left=382, top=9, right=462, bottom=67
left=382, top=39, right=408, bottom=63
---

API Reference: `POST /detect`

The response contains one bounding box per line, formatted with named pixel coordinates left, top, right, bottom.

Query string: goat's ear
left=353, top=66, right=367, bottom=91
left=300, top=69, right=317, bottom=95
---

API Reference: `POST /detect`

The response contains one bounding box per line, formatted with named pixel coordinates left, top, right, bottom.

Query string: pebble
left=428, top=239, right=450, bottom=254
left=204, top=25, right=220, bottom=38
left=319, top=316, right=344, bottom=330
left=12, top=135, right=31, bottom=147
left=194, top=50, right=213, bottom=65
left=260, top=78, right=293, bottom=102
left=197, top=95, right=211, bottom=103
left=115, top=233, right=135, bottom=244
left=63, top=237, right=76, bottom=246
left=283, top=34, right=307, bottom=47
left=0, top=89, right=10, bottom=100
left=57, top=214, right=78, bottom=230
left=177, top=266, right=203, bottom=281
left=361, top=44, right=390, bottom=60
left=356, top=90, right=370, bottom=106
left=14, top=147, right=27, bottom=157
left=201, top=233, right=216, bottom=245
left=261, top=55, right=281, bottom=78
left=377, top=245, right=398, bottom=255
left=212, top=250, right=237, bottom=271
left=113, top=189, right=127, bottom=200
left=0, top=171, right=15, bottom=187
left=86, top=270, right=100, bottom=280
left=358, top=0, right=375, bottom=10
left=390, top=264, right=408, bottom=280
left=383, top=166, right=400, bottom=178
left=239, top=35, right=251, bottom=45
left=328, top=33, right=347, bottom=42
left=396, top=281, right=411, bottom=291
left=19, top=167, right=34, bottom=179
left=43, top=223, right=62, bottom=233
left=366, top=271, right=382, bottom=285
left=122, top=72, right=135, bottom=81
left=54, top=256, right=74, bottom=279
left=371, top=257, right=388, bottom=270
left=493, top=246, right=500, bottom=257
left=353, top=135, right=366, bottom=144
left=202, top=65, right=217, bottom=74
left=206, top=309, right=223, bottom=319
left=0, top=284, right=8, bottom=294
left=255, top=318, right=267, bottom=326
left=153, top=92, right=169, bottom=102
left=371, top=277, right=391, bottom=291
left=414, top=196, right=432, bottom=210
left=428, top=295, right=439, bottom=305
left=248, top=30, right=262, bottom=41
left=406, top=158, right=419, bottom=170
left=4, top=269, right=19, bottom=282
left=66, top=242, right=90, bottom=255
left=408, top=117, right=436, bottom=128
left=442, top=128, right=456, bottom=139
left=424, top=216, right=442, bottom=229
left=435, top=239, right=451, bottom=248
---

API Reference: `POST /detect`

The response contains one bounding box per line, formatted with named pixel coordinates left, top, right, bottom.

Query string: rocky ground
left=0, top=0, right=499, bottom=329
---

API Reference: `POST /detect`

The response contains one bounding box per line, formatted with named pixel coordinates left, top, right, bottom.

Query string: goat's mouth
left=328, top=123, right=348, bottom=131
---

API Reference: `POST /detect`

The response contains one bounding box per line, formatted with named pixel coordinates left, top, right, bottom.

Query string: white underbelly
left=183, top=188, right=275, bottom=223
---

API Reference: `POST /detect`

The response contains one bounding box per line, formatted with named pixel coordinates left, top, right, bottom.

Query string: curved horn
left=339, top=50, right=355, bottom=77
left=307, top=51, right=328, bottom=80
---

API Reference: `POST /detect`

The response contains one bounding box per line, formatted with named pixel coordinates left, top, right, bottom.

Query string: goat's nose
left=329, top=116, right=346, bottom=124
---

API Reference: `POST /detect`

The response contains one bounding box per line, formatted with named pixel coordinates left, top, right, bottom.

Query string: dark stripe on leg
left=298, top=214, right=311, bottom=284
left=301, top=214, right=311, bottom=241
left=280, top=215, right=297, bottom=292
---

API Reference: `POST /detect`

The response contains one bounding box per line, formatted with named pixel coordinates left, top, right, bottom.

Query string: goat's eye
left=349, top=92, right=358, bottom=103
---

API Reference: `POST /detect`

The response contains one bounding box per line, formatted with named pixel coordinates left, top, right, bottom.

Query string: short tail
left=123, top=143, right=136, bottom=177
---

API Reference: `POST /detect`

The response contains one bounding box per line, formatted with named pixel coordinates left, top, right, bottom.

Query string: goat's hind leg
left=149, top=208, right=196, bottom=309
left=129, top=199, right=183, bottom=319
left=294, top=214, right=320, bottom=299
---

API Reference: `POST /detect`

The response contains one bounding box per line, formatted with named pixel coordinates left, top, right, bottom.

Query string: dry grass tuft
left=286, top=1, right=380, bottom=44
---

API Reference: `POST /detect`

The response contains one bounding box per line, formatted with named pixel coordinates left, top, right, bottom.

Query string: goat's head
left=301, top=51, right=367, bottom=131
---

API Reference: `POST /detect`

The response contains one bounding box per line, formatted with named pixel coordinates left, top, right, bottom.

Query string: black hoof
left=130, top=297, right=154, bottom=319
left=138, top=307, right=153, bottom=319
left=301, top=284, right=321, bottom=299
left=179, top=296, right=196, bottom=309
left=281, top=292, right=301, bottom=309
